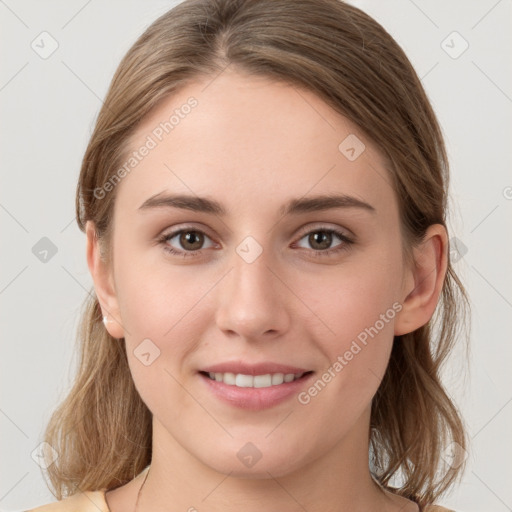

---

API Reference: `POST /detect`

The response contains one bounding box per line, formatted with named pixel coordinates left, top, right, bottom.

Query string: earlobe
left=394, top=224, right=448, bottom=336
left=85, top=221, right=125, bottom=339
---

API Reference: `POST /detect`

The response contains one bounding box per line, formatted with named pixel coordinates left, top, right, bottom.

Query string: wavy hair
left=42, top=0, right=470, bottom=507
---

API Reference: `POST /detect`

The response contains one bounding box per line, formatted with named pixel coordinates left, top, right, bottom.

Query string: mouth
left=197, top=361, right=316, bottom=410
left=199, top=370, right=314, bottom=388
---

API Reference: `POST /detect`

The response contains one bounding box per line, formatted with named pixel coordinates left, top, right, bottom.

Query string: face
left=98, top=69, right=412, bottom=478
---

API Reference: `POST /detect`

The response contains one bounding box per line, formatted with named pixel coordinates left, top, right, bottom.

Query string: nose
left=214, top=246, right=292, bottom=341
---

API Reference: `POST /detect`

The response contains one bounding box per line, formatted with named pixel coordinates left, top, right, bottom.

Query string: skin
left=87, top=68, right=447, bottom=512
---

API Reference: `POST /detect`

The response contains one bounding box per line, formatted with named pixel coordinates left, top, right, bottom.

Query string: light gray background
left=1, top=1, right=511, bottom=511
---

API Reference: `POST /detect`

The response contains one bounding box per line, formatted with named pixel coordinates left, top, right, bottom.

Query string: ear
left=85, top=220, right=125, bottom=339
left=394, top=224, right=448, bottom=336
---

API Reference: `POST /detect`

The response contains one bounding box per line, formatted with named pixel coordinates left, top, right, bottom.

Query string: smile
left=203, top=371, right=308, bottom=388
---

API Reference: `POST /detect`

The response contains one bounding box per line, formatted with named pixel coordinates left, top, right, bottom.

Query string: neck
left=137, top=410, right=402, bottom=512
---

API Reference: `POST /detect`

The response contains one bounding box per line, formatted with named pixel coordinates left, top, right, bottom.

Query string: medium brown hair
left=42, top=0, right=470, bottom=507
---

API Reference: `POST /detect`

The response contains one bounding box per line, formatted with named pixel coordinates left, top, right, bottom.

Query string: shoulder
left=24, top=490, right=109, bottom=512
left=424, top=506, right=455, bottom=512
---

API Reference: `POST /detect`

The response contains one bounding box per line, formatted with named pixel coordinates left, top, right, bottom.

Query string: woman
left=27, top=0, right=469, bottom=510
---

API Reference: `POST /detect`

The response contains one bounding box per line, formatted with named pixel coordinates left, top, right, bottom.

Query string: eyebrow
left=138, top=192, right=376, bottom=216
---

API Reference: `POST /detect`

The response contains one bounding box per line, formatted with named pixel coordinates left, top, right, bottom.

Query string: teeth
left=206, top=371, right=305, bottom=388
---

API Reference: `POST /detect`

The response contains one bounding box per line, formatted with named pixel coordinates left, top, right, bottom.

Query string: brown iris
left=179, top=231, right=204, bottom=250
left=309, top=231, right=333, bottom=250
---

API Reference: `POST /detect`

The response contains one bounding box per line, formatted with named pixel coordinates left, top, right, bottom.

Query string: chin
left=198, top=442, right=308, bottom=479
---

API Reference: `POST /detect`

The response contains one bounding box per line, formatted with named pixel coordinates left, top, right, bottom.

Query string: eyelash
left=157, top=225, right=354, bottom=260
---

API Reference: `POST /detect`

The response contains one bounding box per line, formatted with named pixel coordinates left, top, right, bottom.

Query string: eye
left=158, top=228, right=216, bottom=258
left=294, top=227, right=353, bottom=256
left=157, top=225, right=354, bottom=259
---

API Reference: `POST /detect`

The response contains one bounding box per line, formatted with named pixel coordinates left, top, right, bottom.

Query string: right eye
left=158, top=228, right=216, bottom=258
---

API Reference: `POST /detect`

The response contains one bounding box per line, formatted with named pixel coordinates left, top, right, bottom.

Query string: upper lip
left=200, top=361, right=311, bottom=376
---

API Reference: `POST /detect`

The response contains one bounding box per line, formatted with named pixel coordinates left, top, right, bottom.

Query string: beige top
left=25, top=490, right=110, bottom=512
left=25, top=490, right=455, bottom=512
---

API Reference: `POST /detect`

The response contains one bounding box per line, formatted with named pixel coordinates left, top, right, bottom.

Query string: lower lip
left=199, top=372, right=314, bottom=410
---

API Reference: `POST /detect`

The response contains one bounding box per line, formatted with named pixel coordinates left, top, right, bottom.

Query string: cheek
left=113, top=242, right=224, bottom=408
left=116, top=258, right=208, bottom=421
left=302, top=248, right=402, bottom=341
left=113, top=233, right=208, bottom=338
left=298, top=250, right=401, bottom=403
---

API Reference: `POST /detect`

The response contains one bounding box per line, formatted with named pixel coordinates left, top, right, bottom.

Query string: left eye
left=295, top=229, right=350, bottom=251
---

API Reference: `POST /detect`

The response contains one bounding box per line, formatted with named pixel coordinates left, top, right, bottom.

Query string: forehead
left=115, top=69, right=396, bottom=221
